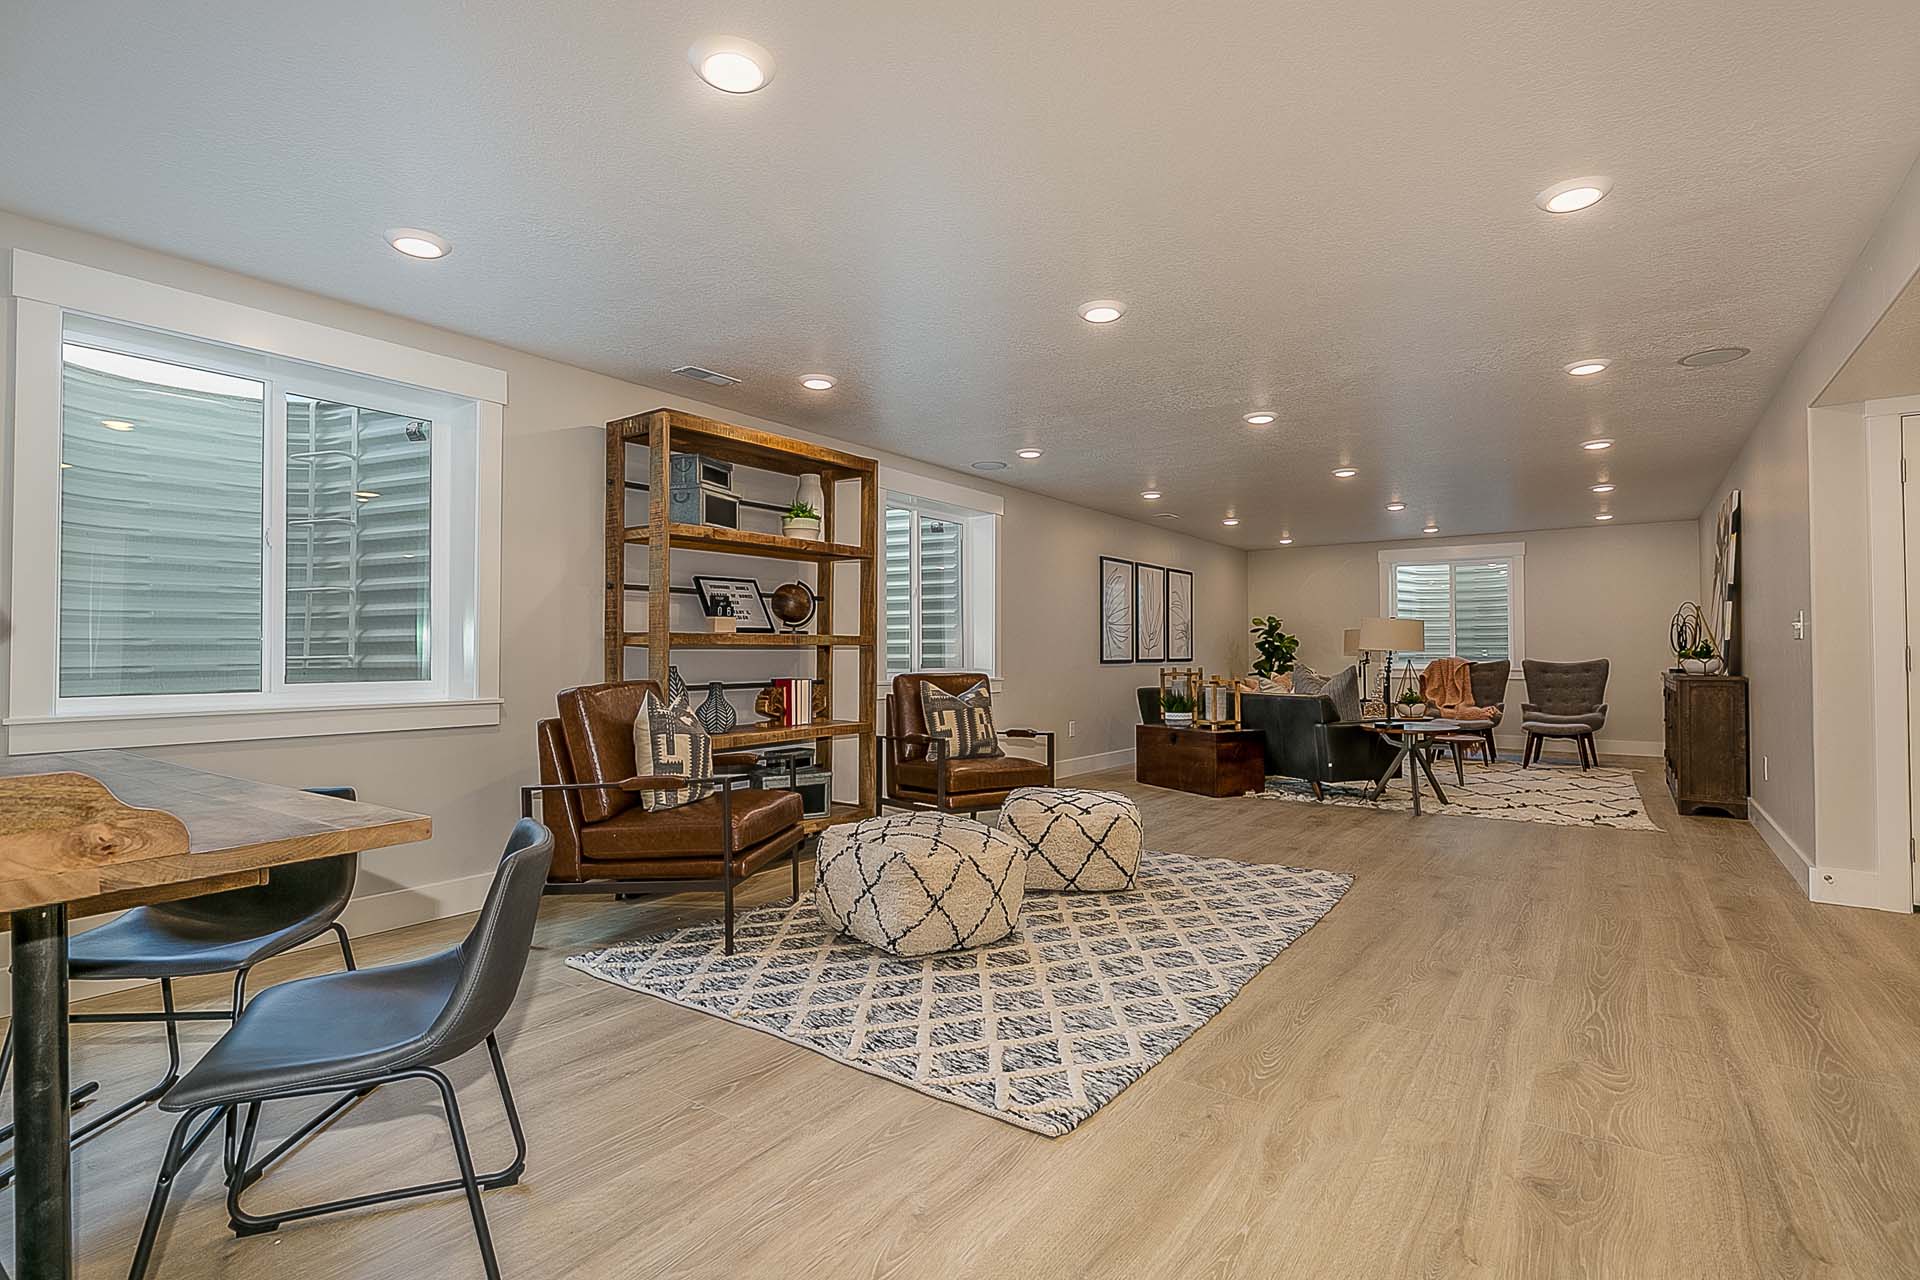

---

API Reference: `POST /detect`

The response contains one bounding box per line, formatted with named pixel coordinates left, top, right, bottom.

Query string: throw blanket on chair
left=1421, top=658, right=1497, bottom=722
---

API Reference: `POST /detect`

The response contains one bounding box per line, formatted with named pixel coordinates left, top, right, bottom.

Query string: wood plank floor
left=8, top=759, right=1920, bottom=1278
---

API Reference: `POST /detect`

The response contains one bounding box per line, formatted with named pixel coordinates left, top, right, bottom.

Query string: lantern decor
left=1196, top=676, right=1242, bottom=729
left=1158, top=666, right=1202, bottom=728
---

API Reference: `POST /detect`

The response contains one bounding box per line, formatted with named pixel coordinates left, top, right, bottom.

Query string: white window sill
left=3, top=698, right=504, bottom=753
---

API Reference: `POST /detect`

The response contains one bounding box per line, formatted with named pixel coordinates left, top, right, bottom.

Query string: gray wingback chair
left=1520, top=659, right=1609, bottom=769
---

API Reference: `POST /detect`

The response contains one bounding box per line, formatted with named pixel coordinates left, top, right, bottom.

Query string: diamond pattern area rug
left=1256, top=759, right=1658, bottom=830
left=566, top=852, right=1352, bottom=1136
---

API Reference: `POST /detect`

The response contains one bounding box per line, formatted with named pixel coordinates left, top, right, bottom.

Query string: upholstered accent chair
left=1463, top=659, right=1511, bottom=761
left=879, top=673, right=1055, bottom=816
left=1520, top=659, right=1610, bottom=768
left=532, top=681, right=807, bottom=951
left=1136, top=687, right=1164, bottom=725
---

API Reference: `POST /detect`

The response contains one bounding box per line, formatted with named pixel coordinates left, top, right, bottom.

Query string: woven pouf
left=997, top=787, right=1143, bottom=891
left=814, top=813, right=1027, bottom=956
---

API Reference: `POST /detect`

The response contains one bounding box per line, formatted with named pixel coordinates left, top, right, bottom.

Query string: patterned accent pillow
left=1321, top=665, right=1362, bottom=722
left=918, top=681, right=1004, bottom=760
left=632, top=689, right=714, bottom=811
left=1290, top=665, right=1328, bottom=696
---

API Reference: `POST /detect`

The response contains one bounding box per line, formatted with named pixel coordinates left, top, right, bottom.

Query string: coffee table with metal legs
left=1363, top=719, right=1476, bottom=815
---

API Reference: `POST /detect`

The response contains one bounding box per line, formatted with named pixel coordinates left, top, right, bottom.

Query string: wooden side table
left=1135, top=725, right=1266, bottom=797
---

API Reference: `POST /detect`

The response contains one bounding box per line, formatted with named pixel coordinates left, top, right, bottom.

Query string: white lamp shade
left=1343, top=628, right=1362, bottom=656
left=1358, top=616, right=1425, bottom=653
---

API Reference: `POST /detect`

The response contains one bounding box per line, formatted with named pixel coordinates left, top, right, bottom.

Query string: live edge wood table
left=1135, top=724, right=1267, bottom=797
left=0, top=750, right=430, bottom=1280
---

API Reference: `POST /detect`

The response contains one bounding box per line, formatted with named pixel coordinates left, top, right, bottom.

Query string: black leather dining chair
left=0, top=786, right=361, bottom=1184
left=126, top=818, right=554, bottom=1280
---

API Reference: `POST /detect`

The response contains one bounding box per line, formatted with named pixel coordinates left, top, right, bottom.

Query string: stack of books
left=772, top=676, right=814, bottom=727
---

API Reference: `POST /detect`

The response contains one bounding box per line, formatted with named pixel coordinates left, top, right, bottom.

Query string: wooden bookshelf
left=606, top=408, right=879, bottom=829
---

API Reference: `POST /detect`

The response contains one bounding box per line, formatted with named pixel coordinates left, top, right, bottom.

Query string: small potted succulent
left=1397, top=687, right=1429, bottom=719
left=1680, top=639, right=1719, bottom=675
left=782, top=500, right=822, bottom=541
left=1161, top=688, right=1195, bottom=728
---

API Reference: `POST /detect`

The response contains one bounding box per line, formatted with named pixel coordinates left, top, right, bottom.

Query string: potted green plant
left=782, top=499, right=822, bottom=541
left=1248, top=615, right=1300, bottom=680
left=1681, top=639, right=1721, bottom=675
left=1161, top=688, right=1195, bottom=728
left=1397, top=687, right=1429, bottom=719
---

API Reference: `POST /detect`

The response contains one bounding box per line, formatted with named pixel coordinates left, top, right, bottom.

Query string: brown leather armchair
left=528, top=681, right=806, bottom=953
left=878, top=673, right=1055, bottom=815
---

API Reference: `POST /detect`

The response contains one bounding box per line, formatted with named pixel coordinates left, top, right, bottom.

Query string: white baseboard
left=1057, top=747, right=1135, bottom=778
left=1492, top=733, right=1661, bottom=760
left=1809, top=863, right=1913, bottom=913
left=0, top=868, right=500, bottom=1019
left=1750, top=798, right=1814, bottom=893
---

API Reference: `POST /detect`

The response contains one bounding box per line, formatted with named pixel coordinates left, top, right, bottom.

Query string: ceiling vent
left=671, top=365, right=742, bottom=387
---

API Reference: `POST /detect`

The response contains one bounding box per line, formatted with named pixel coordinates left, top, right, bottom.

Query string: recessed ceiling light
left=1590, top=482, right=1616, bottom=494
left=688, top=36, right=775, bottom=93
left=800, top=375, right=835, bottom=391
left=1078, top=300, right=1125, bottom=324
left=1242, top=411, right=1277, bottom=426
left=385, top=228, right=450, bottom=260
left=1221, top=517, right=1240, bottom=527
left=1535, top=177, right=1611, bottom=214
left=1331, top=467, right=1359, bottom=479
left=1015, top=448, right=1044, bottom=460
left=1582, top=438, right=1614, bottom=451
left=1277, top=536, right=1294, bottom=545
left=1595, top=513, right=1615, bottom=521
left=1679, top=346, right=1751, bottom=368
left=1140, top=490, right=1162, bottom=500
left=1564, top=359, right=1610, bottom=377
left=1423, top=522, right=1440, bottom=535
left=970, top=460, right=1008, bottom=471
left=1385, top=501, right=1407, bottom=512
left=100, top=419, right=135, bottom=431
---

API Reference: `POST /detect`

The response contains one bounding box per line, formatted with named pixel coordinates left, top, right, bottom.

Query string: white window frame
left=878, top=466, right=1001, bottom=684
left=1377, top=541, right=1526, bottom=674
left=6, top=250, right=506, bottom=751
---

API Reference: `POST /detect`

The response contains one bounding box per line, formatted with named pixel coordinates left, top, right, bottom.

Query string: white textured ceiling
left=3, top=1, right=1919, bottom=547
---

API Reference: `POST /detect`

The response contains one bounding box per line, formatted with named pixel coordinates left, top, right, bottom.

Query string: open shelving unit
left=605, top=408, right=878, bottom=833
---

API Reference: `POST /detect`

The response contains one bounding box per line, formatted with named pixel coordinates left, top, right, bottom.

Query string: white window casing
left=877, top=465, right=1001, bottom=684
left=6, top=251, right=505, bottom=751
left=1377, top=541, right=1525, bottom=674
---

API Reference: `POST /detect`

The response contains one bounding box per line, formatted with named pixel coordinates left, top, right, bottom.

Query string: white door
left=1903, top=415, right=1920, bottom=904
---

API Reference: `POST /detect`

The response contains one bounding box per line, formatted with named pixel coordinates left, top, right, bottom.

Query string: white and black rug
left=1255, top=759, right=1658, bottom=831
left=566, top=851, right=1351, bottom=1137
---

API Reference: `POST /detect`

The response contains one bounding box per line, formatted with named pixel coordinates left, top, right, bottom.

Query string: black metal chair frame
left=523, top=772, right=803, bottom=954
left=128, top=1032, right=524, bottom=1279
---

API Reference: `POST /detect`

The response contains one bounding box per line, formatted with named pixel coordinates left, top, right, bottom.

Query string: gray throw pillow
left=919, top=681, right=1004, bottom=759
left=1290, top=665, right=1328, bottom=696
left=1322, top=665, right=1362, bottom=722
left=631, top=689, right=715, bottom=811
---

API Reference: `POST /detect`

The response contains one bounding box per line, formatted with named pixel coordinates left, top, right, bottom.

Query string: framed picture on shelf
left=1166, top=568, right=1194, bottom=662
left=1133, top=562, right=1168, bottom=662
left=1098, top=556, right=1134, bottom=664
left=692, top=574, right=775, bottom=633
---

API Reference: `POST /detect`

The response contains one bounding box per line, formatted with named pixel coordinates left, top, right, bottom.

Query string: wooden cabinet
left=1662, top=672, right=1748, bottom=817
left=1135, top=725, right=1267, bottom=797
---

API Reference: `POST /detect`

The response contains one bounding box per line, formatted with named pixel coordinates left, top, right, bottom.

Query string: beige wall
left=1247, top=522, right=1702, bottom=753
left=1701, top=153, right=1920, bottom=875
left=0, top=210, right=1243, bottom=923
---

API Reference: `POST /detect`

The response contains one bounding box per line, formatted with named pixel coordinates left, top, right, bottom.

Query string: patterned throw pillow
left=1290, top=665, right=1328, bottom=696
left=918, top=681, right=1004, bottom=760
left=1321, top=665, right=1363, bottom=722
left=632, top=689, right=714, bottom=811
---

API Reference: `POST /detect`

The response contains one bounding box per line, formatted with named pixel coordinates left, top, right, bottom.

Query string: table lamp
left=1357, top=617, right=1426, bottom=713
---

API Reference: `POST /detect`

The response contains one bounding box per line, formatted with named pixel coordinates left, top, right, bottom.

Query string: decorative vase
left=782, top=514, right=822, bottom=541
left=1705, top=657, right=1726, bottom=675
left=666, top=665, right=687, bottom=703
left=1165, top=711, right=1194, bottom=728
left=697, top=681, right=737, bottom=734
left=1400, top=702, right=1428, bottom=719
left=795, top=473, right=826, bottom=518
left=1680, top=658, right=1707, bottom=675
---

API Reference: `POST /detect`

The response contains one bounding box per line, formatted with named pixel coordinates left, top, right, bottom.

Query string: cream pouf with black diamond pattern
left=996, top=787, right=1143, bottom=891
left=814, top=813, right=1026, bottom=956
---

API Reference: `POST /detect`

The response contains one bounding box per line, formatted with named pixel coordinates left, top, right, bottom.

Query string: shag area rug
left=567, top=851, right=1351, bottom=1136
left=1256, top=759, right=1658, bottom=830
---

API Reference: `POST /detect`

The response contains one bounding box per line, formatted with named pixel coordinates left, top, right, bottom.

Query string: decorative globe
left=770, top=582, right=816, bottom=629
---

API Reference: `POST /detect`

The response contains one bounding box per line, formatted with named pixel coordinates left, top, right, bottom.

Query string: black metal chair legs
left=128, top=1033, right=525, bottom=1280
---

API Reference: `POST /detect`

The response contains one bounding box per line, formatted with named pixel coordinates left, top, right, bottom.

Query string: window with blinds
left=56, top=316, right=443, bottom=702
left=884, top=504, right=966, bottom=675
left=1388, top=558, right=1514, bottom=664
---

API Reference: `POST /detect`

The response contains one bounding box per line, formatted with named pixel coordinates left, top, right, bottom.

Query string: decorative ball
left=770, top=581, right=816, bottom=629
